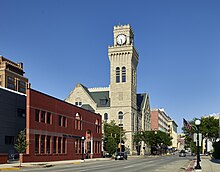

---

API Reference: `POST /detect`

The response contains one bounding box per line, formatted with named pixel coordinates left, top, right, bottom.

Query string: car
left=115, top=152, right=127, bottom=160
left=179, top=150, right=186, bottom=157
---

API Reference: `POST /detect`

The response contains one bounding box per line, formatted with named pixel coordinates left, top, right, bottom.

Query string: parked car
left=115, top=152, right=127, bottom=160
left=179, top=150, right=186, bottom=157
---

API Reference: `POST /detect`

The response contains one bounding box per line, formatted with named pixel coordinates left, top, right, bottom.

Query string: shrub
left=213, top=141, right=220, bottom=159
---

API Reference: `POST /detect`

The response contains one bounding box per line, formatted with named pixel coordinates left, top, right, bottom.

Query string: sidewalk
left=0, top=158, right=112, bottom=170
left=193, top=156, right=220, bottom=172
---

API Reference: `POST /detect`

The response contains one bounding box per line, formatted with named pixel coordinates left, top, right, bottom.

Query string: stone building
left=65, top=25, right=151, bottom=154
left=0, top=56, right=29, bottom=94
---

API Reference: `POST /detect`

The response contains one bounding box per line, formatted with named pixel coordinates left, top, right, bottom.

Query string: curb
left=185, top=160, right=195, bottom=172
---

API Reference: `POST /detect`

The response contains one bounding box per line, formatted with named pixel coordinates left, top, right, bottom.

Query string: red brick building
left=23, top=88, right=102, bottom=162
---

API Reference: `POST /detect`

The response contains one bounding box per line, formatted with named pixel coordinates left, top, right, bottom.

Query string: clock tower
left=108, top=25, right=139, bottom=150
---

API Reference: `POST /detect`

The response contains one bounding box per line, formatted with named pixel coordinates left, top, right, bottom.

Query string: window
left=58, top=115, right=67, bottom=127
left=104, top=113, right=108, bottom=122
left=35, top=109, right=40, bottom=122
left=133, top=70, right=136, bottom=85
left=75, top=101, right=82, bottom=107
left=95, top=119, right=101, bottom=133
left=58, top=137, right=61, bottom=153
left=18, top=87, right=26, bottom=93
left=58, top=115, right=62, bottom=126
left=41, top=111, right=45, bottom=123
left=75, top=139, right=82, bottom=154
left=7, top=76, right=15, bottom=90
left=53, top=136, right=57, bottom=154
left=35, top=135, right=39, bottom=154
left=116, top=67, right=120, bottom=83
left=118, top=111, right=123, bottom=119
left=75, top=113, right=82, bottom=130
left=47, top=112, right=51, bottom=124
left=41, top=135, right=45, bottom=154
left=75, top=140, right=78, bottom=153
left=63, top=116, right=67, bottom=127
left=122, top=66, right=126, bottom=82
left=17, top=108, right=25, bottom=118
left=100, top=99, right=107, bottom=106
left=18, top=81, right=26, bottom=93
left=98, top=141, right=101, bottom=153
left=5, top=136, right=14, bottom=145
left=63, top=138, right=66, bottom=154
left=7, top=83, right=15, bottom=90
left=46, top=136, right=51, bottom=154
left=118, top=111, right=123, bottom=127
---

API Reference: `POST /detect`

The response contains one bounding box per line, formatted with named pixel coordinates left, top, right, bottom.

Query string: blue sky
left=1, top=0, right=220, bottom=133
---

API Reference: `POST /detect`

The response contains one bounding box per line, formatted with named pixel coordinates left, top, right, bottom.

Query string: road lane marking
left=123, top=165, right=134, bottom=169
left=0, top=168, right=20, bottom=171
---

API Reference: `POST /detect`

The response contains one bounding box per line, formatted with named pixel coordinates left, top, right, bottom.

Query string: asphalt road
left=12, top=155, right=194, bottom=172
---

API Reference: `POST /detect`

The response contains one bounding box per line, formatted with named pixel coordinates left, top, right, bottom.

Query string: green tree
left=182, top=117, right=219, bottom=153
left=200, top=117, right=219, bottom=138
left=133, top=130, right=172, bottom=154
left=14, top=130, right=28, bottom=167
left=103, top=120, right=126, bottom=155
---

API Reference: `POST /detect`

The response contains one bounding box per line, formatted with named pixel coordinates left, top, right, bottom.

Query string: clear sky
left=1, top=0, right=220, bottom=133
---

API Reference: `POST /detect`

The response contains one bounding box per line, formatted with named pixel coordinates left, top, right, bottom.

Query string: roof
left=90, top=91, right=110, bottom=107
left=137, top=93, right=147, bottom=112
left=81, top=104, right=95, bottom=113
left=77, top=83, right=110, bottom=107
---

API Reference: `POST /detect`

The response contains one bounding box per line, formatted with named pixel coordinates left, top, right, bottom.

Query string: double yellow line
left=0, top=167, right=20, bottom=171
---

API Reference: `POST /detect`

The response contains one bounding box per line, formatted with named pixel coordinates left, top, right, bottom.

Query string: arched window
left=116, top=67, right=120, bottom=83
left=75, top=113, right=82, bottom=130
left=95, top=119, right=101, bottom=133
left=118, top=111, right=123, bottom=119
left=118, top=111, right=123, bottom=127
left=122, top=66, right=126, bottom=82
left=104, top=113, right=108, bottom=122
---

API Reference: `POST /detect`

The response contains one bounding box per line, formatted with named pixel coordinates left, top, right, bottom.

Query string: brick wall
left=23, top=88, right=102, bottom=162
left=0, top=154, right=8, bottom=164
left=150, top=110, right=159, bottom=130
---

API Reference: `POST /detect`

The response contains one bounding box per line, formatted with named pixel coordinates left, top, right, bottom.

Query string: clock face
left=117, top=34, right=126, bottom=45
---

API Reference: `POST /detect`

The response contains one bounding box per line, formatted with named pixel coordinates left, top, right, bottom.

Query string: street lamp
left=118, top=112, right=130, bottom=154
left=118, top=113, right=123, bottom=154
left=195, top=119, right=202, bottom=170
left=81, top=136, right=85, bottom=160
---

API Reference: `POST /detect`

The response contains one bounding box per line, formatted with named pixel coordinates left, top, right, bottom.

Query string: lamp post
left=118, top=112, right=130, bottom=154
left=118, top=114, right=123, bottom=154
left=195, top=119, right=202, bottom=170
left=81, top=136, right=85, bottom=160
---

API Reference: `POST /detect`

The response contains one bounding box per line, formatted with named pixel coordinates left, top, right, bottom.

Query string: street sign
left=193, top=133, right=202, bottom=146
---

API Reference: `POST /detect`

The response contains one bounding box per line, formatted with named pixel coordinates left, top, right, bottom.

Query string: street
left=12, top=155, right=193, bottom=172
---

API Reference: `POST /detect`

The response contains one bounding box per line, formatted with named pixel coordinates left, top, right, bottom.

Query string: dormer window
left=100, top=99, right=107, bottom=106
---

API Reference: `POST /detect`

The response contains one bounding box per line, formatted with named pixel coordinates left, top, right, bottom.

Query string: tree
left=14, top=130, right=28, bottom=167
left=133, top=130, right=172, bottom=154
left=182, top=117, right=219, bottom=153
left=200, top=117, right=219, bottom=138
left=103, top=120, right=126, bottom=155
